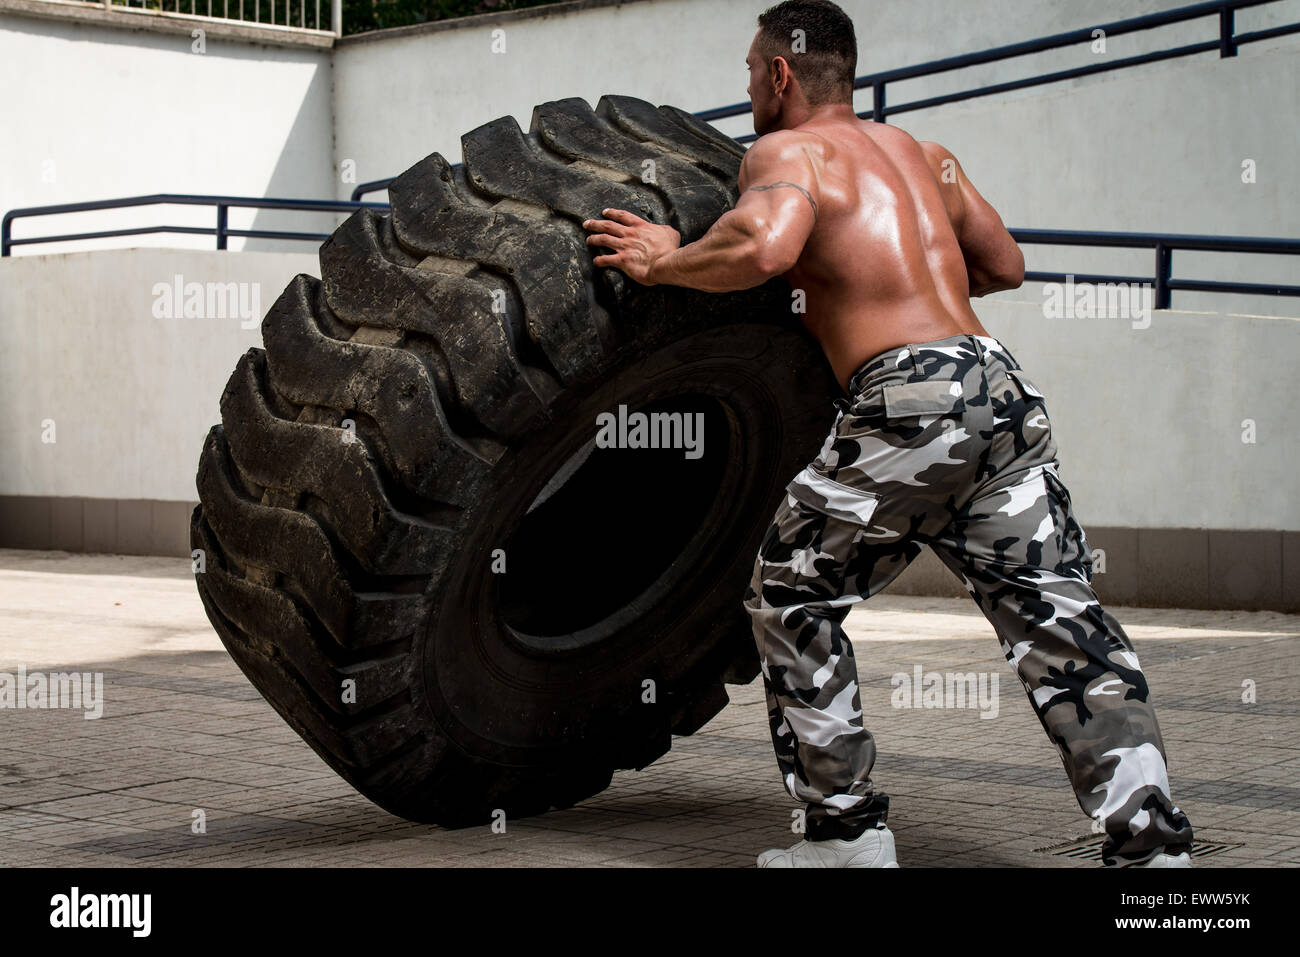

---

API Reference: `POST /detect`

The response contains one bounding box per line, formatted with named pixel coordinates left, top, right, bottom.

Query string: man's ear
left=769, top=56, right=786, bottom=93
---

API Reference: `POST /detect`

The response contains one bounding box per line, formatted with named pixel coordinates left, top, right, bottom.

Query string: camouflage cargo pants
left=743, top=332, right=1194, bottom=865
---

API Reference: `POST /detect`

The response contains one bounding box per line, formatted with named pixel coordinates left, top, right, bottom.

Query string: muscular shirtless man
left=582, top=0, right=1194, bottom=868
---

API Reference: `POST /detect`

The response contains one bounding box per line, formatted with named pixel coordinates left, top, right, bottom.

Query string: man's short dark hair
left=756, top=0, right=857, bottom=105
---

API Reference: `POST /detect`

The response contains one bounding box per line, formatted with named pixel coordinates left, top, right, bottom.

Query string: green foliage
left=343, top=0, right=571, bottom=35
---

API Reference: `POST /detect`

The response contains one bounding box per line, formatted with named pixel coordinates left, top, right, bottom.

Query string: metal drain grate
left=1035, top=835, right=1243, bottom=862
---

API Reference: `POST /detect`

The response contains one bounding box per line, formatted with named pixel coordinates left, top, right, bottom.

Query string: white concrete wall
left=976, top=299, right=1300, bottom=532
left=1, top=248, right=1296, bottom=533
left=0, top=12, right=338, bottom=255
left=0, top=248, right=317, bottom=501
left=336, top=0, right=1209, bottom=179
left=332, top=0, right=1300, bottom=193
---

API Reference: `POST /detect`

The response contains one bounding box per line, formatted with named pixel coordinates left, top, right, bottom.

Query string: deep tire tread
left=194, top=96, right=781, bottom=828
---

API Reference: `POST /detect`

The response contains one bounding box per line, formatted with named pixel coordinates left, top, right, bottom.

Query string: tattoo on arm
left=748, top=180, right=818, bottom=220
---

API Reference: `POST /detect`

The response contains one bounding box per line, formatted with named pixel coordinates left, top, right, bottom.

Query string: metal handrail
left=1, top=194, right=386, bottom=256
left=1010, top=229, right=1300, bottom=308
left=3, top=196, right=1295, bottom=310
left=705, top=0, right=1299, bottom=140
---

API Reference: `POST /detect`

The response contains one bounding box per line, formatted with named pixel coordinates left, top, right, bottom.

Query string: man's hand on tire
left=583, top=208, right=681, bottom=285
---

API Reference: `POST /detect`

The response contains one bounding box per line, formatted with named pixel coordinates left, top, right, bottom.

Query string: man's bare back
left=582, top=47, right=1024, bottom=391
left=756, top=119, right=1001, bottom=388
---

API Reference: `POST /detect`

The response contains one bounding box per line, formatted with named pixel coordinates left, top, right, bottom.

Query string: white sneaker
left=757, top=825, right=900, bottom=868
left=1136, top=850, right=1192, bottom=868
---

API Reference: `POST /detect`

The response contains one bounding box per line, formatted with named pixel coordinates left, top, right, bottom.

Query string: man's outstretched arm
left=582, top=131, right=819, bottom=292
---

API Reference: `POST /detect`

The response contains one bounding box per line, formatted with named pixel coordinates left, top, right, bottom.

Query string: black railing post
left=873, top=80, right=887, bottom=123
left=1, top=212, right=11, bottom=257
left=216, top=203, right=228, bottom=251
left=351, top=178, right=396, bottom=202
left=1220, top=5, right=1238, bottom=56
left=1155, top=243, right=1173, bottom=309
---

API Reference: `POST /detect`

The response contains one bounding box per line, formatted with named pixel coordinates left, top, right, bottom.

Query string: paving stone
left=1, top=549, right=1297, bottom=867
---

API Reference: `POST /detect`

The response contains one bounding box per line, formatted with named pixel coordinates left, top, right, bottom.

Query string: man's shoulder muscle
left=738, top=131, right=822, bottom=188
left=915, top=140, right=967, bottom=228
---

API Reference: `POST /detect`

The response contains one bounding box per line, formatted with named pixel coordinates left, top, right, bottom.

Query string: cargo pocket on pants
left=786, top=465, right=881, bottom=527
left=881, top=379, right=965, bottom=418
left=1006, top=368, right=1046, bottom=402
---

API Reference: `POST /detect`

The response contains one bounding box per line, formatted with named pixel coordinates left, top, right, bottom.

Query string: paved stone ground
left=1, top=548, right=1296, bottom=868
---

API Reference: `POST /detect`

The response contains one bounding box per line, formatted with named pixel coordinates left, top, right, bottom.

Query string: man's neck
left=777, top=101, right=859, bottom=131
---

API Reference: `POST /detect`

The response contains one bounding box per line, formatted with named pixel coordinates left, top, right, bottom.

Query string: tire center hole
left=497, top=395, right=732, bottom=639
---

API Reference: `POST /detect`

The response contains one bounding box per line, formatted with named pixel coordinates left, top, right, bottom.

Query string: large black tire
left=191, top=94, right=838, bottom=826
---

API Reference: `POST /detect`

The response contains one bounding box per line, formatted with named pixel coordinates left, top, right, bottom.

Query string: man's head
left=747, top=0, right=857, bottom=135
